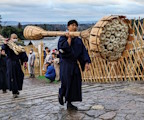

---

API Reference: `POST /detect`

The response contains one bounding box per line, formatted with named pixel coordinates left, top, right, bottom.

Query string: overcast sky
left=0, top=0, right=144, bottom=23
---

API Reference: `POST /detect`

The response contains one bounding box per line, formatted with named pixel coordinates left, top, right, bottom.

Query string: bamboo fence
left=81, top=18, right=144, bottom=82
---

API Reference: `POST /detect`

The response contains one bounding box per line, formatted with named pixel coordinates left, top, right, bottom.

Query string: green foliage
left=0, top=26, right=24, bottom=40
left=37, top=76, right=59, bottom=84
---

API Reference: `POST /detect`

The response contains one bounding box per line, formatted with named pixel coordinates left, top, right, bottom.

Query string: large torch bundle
left=24, top=15, right=134, bottom=61
left=89, top=15, right=134, bottom=61
left=0, top=35, right=25, bottom=55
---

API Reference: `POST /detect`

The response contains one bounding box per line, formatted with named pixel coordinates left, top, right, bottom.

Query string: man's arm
left=78, top=39, right=91, bottom=71
left=65, top=32, right=72, bottom=46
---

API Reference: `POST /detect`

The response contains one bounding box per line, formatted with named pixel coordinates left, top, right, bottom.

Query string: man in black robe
left=2, top=33, right=28, bottom=98
left=0, top=49, right=7, bottom=93
left=58, top=20, right=91, bottom=110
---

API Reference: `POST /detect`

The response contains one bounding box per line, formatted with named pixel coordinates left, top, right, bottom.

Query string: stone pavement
left=1, top=78, right=144, bottom=120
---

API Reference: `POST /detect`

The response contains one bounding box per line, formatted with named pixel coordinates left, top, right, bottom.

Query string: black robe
left=2, top=44, right=28, bottom=91
left=0, top=54, right=7, bottom=91
left=58, top=36, right=91, bottom=102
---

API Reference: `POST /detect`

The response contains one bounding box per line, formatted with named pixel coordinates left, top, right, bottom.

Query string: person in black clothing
left=2, top=34, right=28, bottom=98
left=0, top=49, right=7, bottom=93
left=58, top=20, right=91, bottom=110
left=44, top=47, right=49, bottom=60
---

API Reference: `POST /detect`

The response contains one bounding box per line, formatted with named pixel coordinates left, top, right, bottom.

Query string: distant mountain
left=1, top=21, right=96, bottom=26
left=1, top=21, right=19, bottom=26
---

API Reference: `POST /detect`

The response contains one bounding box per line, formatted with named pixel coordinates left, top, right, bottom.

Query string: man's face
left=68, top=23, right=78, bottom=32
left=30, top=50, right=33, bottom=54
left=46, top=48, right=49, bottom=52
left=1, top=50, right=5, bottom=55
left=52, top=54, right=55, bottom=58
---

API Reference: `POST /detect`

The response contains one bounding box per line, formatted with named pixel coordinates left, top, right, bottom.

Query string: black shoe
left=67, top=103, right=78, bottom=110
left=58, top=94, right=64, bottom=105
left=17, top=91, right=20, bottom=95
left=3, top=90, right=7, bottom=93
left=32, top=74, right=35, bottom=78
left=13, top=94, right=18, bottom=98
left=50, top=80, right=54, bottom=83
left=29, top=74, right=32, bottom=78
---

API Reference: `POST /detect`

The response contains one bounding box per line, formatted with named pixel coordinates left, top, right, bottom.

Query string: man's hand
left=65, top=32, right=71, bottom=38
left=85, top=63, right=90, bottom=71
left=66, top=32, right=72, bottom=46
left=4, top=39, right=8, bottom=44
left=24, top=62, right=27, bottom=70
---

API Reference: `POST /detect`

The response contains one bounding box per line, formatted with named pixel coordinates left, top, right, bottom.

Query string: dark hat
left=45, top=47, right=49, bottom=50
left=67, top=20, right=78, bottom=26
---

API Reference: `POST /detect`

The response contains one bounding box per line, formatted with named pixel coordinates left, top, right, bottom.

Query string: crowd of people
left=0, top=20, right=91, bottom=111
left=43, top=47, right=60, bottom=82
left=0, top=33, right=60, bottom=98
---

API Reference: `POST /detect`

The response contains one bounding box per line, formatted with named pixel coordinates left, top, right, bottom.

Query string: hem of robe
left=8, top=89, right=22, bottom=91
left=65, top=98, right=82, bottom=102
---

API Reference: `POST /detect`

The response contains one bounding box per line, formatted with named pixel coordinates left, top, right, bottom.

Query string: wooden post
left=40, top=41, right=44, bottom=76
left=41, top=42, right=44, bottom=76
left=133, top=18, right=135, bottom=34
left=38, top=42, right=42, bottom=76
left=138, top=17, right=140, bottom=33
left=143, top=19, right=144, bottom=30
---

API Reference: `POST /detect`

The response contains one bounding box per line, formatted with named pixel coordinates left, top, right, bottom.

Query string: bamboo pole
left=115, top=61, right=123, bottom=81
left=112, top=62, right=119, bottom=82
left=124, top=55, right=135, bottom=81
left=103, top=60, right=112, bottom=82
left=99, top=59, right=108, bottom=82
left=118, top=60, right=127, bottom=81
left=24, top=26, right=91, bottom=40
left=127, top=50, right=140, bottom=80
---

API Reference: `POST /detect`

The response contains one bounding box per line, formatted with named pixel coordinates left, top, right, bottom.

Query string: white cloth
left=28, top=52, right=35, bottom=74
left=53, top=58, right=60, bottom=81
left=43, top=54, right=53, bottom=70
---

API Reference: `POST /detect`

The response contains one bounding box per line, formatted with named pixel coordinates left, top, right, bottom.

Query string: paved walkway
left=1, top=78, right=144, bottom=120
